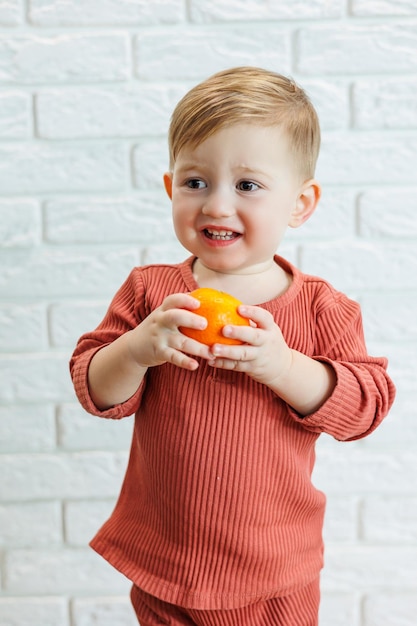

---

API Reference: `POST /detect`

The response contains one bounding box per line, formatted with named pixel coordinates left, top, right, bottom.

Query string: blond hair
left=168, top=66, right=321, bottom=180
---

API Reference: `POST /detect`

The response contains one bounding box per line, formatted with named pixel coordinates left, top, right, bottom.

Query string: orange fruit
left=180, top=287, right=250, bottom=346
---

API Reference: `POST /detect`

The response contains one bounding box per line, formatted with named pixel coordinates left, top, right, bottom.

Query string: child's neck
left=192, top=258, right=292, bottom=305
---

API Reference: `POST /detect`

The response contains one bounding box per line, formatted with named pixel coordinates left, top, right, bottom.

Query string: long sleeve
left=69, top=269, right=148, bottom=418
left=289, top=293, right=395, bottom=440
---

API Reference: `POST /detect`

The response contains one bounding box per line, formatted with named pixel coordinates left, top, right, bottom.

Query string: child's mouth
left=204, top=228, right=239, bottom=241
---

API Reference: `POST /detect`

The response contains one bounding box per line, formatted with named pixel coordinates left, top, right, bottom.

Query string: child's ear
left=288, top=179, right=321, bottom=228
left=163, top=172, right=173, bottom=200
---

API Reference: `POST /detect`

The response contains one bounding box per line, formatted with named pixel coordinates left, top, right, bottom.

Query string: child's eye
left=186, top=178, right=206, bottom=189
left=237, top=180, right=259, bottom=192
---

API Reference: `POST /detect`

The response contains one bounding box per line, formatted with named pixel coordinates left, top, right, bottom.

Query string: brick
left=144, top=231, right=196, bottom=263
left=0, top=91, right=31, bottom=138
left=303, top=80, right=348, bottom=130
left=322, top=545, right=417, bottom=592
left=0, top=142, right=127, bottom=194
left=0, top=303, right=46, bottom=351
left=319, top=592, right=358, bottom=626
left=0, top=199, right=41, bottom=247
left=0, top=501, right=62, bottom=547
left=313, top=447, right=416, bottom=495
left=0, top=247, right=138, bottom=298
left=383, top=343, right=417, bottom=393
left=300, top=242, right=417, bottom=291
left=350, top=0, right=417, bottom=16
left=361, top=293, right=417, bottom=341
left=296, top=24, right=417, bottom=74
left=360, top=496, right=417, bottom=543
left=4, top=548, right=131, bottom=594
left=0, top=0, right=22, bottom=25
left=132, top=140, right=170, bottom=190
left=357, top=394, right=417, bottom=448
left=323, top=496, right=358, bottom=542
left=0, top=34, right=129, bottom=83
left=286, top=188, right=355, bottom=241
left=0, top=354, right=74, bottom=403
left=0, top=597, right=69, bottom=626
left=57, top=403, right=133, bottom=451
left=135, top=28, right=291, bottom=80
left=140, top=241, right=204, bottom=266
left=29, top=0, right=184, bottom=25
left=275, top=243, right=298, bottom=267
left=44, top=194, right=173, bottom=244
left=64, top=499, right=117, bottom=546
left=317, top=133, right=417, bottom=184
left=363, top=593, right=417, bottom=626
left=71, top=596, right=137, bottom=626
left=353, top=78, right=417, bottom=130
left=358, top=188, right=417, bottom=238
left=189, top=0, right=343, bottom=21
left=49, top=301, right=108, bottom=348
left=0, top=404, right=56, bottom=452
left=1, top=451, right=128, bottom=500
left=36, top=84, right=185, bottom=139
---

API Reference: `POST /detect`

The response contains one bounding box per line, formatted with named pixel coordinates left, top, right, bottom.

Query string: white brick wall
left=0, top=2, right=416, bottom=625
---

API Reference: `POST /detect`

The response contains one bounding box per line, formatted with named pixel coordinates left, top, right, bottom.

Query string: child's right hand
left=127, top=292, right=213, bottom=371
left=87, top=292, right=212, bottom=410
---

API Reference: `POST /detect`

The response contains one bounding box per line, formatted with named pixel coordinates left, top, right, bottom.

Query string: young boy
left=70, top=67, right=395, bottom=625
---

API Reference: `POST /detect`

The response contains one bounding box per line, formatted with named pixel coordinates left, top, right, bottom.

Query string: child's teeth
left=206, top=229, right=234, bottom=240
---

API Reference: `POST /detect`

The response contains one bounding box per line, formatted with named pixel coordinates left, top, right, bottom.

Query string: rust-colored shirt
left=70, top=256, right=395, bottom=610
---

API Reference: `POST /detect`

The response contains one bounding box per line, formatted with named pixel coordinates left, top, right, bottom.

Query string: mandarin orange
left=180, top=287, right=250, bottom=346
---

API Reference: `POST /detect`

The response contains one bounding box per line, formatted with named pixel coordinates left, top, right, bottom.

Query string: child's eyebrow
left=237, top=165, right=264, bottom=175
left=235, top=165, right=274, bottom=181
left=174, top=162, right=274, bottom=182
left=174, top=161, right=206, bottom=173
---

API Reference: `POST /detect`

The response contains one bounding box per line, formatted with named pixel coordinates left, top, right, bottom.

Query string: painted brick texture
left=0, top=2, right=416, bottom=625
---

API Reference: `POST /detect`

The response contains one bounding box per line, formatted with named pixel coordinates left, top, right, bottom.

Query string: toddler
left=70, top=67, right=395, bottom=626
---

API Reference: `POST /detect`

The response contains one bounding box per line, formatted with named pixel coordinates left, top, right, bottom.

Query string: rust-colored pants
left=130, top=578, right=320, bottom=626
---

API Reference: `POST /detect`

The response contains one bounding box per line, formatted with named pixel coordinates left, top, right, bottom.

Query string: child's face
left=165, top=123, right=315, bottom=276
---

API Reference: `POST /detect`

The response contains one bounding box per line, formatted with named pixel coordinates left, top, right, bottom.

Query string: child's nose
left=202, top=190, right=235, bottom=218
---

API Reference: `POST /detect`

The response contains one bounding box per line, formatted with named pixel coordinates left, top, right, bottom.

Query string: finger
left=161, top=334, right=213, bottom=368
left=179, top=336, right=213, bottom=359
left=221, top=323, right=259, bottom=346
left=208, top=356, right=249, bottom=372
left=161, top=292, right=201, bottom=312
left=238, top=304, right=275, bottom=329
left=164, top=347, right=200, bottom=371
left=210, top=342, right=254, bottom=361
left=163, top=308, right=208, bottom=333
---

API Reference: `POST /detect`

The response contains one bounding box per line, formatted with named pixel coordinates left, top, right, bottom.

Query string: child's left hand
left=208, top=304, right=293, bottom=389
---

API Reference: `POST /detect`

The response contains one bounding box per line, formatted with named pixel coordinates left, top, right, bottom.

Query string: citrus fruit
left=180, top=287, right=250, bottom=346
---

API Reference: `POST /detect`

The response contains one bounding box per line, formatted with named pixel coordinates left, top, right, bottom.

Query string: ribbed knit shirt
left=70, top=255, right=395, bottom=610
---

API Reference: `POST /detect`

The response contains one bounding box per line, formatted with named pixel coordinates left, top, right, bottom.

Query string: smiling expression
left=164, top=123, right=315, bottom=276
